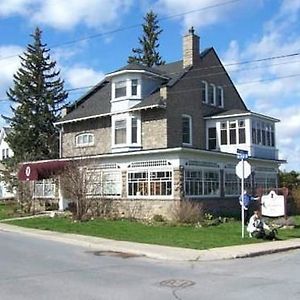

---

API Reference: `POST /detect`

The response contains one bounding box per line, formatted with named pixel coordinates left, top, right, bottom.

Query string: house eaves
left=204, top=110, right=280, bottom=123
left=106, top=69, right=169, bottom=80
left=55, top=103, right=166, bottom=125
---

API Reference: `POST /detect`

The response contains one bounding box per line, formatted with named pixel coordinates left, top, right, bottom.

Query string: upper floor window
left=238, top=120, right=246, bottom=144
left=208, top=84, right=215, bottom=105
left=115, top=119, right=127, bottom=144
left=131, top=79, right=138, bottom=96
left=216, top=86, right=224, bottom=107
left=252, top=120, right=275, bottom=147
left=75, top=133, right=94, bottom=147
left=208, top=127, right=217, bottom=150
left=1, top=148, right=9, bottom=160
left=220, top=122, right=227, bottom=145
left=182, top=115, right=192, bottom=145
left=115, top=80, right=127, bottom=98
left=201, top=81, right=208, bottom=103
left=131, top=117, right=138, bottom=144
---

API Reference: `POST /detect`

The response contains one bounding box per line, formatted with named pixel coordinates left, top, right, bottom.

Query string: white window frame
left=33, top=179, right=56, bottom=198
left=182, top=114, right=192, bottom=146
left=216, top=86, right=224, bottom=107
left=114, top=119, right=127, bottom=145
left=184, top=167, right=220, bottom=198
left=85, top=168, right=122, bottom=197
left=201, top=80, right=208, bottom=103
left=208, top=83, right=216, bottom=106
left=75, top=133, right=94, bottom=147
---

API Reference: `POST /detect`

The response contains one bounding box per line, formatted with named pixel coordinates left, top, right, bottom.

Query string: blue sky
left=0, top=0, right=299, bottom=171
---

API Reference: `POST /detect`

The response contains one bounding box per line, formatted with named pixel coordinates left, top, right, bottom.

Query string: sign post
left=236, top=149, right=251, bottom=239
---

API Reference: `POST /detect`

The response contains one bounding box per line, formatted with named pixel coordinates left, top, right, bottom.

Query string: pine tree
left=2, top=27, right=68, bottom=164
left=128, top=10, right=165, bottom=67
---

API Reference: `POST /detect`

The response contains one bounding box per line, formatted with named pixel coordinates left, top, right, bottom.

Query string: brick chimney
left=183, top=27, right=200, bottom=68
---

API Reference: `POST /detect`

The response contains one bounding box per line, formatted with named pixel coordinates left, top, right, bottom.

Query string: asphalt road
left=0, top=230, right=300, bottom=300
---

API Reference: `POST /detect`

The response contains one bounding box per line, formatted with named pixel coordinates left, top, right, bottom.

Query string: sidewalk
left=1, top=222, right=300, bottom=261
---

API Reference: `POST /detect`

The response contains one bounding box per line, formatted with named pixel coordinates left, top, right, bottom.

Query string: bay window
left=115, top=119, right=126, bottom=144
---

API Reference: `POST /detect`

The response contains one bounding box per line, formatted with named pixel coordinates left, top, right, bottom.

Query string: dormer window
left=76, top=133, right=94, bottom=147
left=131, top=79, right=138, bottom=96
left=115, top=80, right=126, bottom=98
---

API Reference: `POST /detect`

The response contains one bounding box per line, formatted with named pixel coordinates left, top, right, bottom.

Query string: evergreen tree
left=128, top=10, right=165, bottom=67
left=2, top=27, right=68, bottom=164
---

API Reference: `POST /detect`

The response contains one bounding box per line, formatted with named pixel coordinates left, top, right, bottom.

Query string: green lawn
left=6, top=216, right=300, bottom=250
left=0, top=202, right=19, bottom=220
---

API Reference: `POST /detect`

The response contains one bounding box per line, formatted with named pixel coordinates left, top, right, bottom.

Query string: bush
left=152, top=214, right=165, bottom=222
left=171, top=200, right=203, bottom=224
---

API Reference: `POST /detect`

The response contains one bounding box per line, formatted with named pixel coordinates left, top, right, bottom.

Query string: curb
left=1, top=223, right=300, bottom=261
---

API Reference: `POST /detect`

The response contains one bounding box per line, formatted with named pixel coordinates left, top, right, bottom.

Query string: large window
left=252, top=120, right=275, bottom=147
left=114, top=119, right=126, bottom=144
left=224, top=170, right=252, bottom=196
left=221, top=119, right=246, bottom=145
left=115, top=80, right=126, bottom=98
left=185, top=168, right=220, bottom=197
left=34, top=179, right=56, bottom=198
left=182, top=115, right=192, bottom=145
left=86, top=168, right=122, bottom=197
left=75, top=133, right=94, bottom=147
left=254, top=172, right=277, bottom=190
left=128, top=169, right=172, bottom=197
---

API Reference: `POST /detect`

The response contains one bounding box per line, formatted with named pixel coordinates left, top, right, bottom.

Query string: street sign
left=237, top=149, right=248, bottom=160
left=235, top=160, right=251, bottom=179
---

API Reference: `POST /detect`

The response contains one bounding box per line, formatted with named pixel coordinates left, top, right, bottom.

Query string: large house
left=0, top=127, right=14, bottom=199
left=18, top=28, right=284, bottom=218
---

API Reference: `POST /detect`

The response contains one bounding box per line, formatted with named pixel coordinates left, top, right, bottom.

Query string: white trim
left=55, top=104, right=165, bottom=125
left=106, top=69, right=169, bottom=80
left=182, top=114, right=193, bottom=146
left=204, top=111, right=279, bottom=122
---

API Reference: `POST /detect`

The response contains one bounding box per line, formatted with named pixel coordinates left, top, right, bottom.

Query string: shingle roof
left=58, top=49, right=213, bottom=124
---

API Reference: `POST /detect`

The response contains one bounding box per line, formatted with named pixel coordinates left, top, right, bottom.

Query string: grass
left=0, top=202, right=20, bottom=220
left=6, top=216, right=300, bottom=250
left=2, top=201, right=300, bottom=250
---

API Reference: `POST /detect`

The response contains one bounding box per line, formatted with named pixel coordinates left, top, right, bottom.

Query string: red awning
left=18, top=160, right=68, bottom=181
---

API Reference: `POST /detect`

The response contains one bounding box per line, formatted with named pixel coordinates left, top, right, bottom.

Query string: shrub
left=171, top=200, right=203, bottom=224
left=152, top=214, right=165, bottom=222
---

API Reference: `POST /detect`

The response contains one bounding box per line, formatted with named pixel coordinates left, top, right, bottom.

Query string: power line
left=0, top=0, right=243, bottom=62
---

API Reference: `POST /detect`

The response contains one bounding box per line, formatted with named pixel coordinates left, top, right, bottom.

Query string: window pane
left=131, top=79, right=138, bottom=96
left=131, top=117, right=137, bottom=143
left=115, top=120, right=126, bottom=144
left=208, top=127, right=216, bottom=150
left=115, top=81, right=126, bottom=98
left=217, top=87, right=223, bottom=106
left=201, top=81, right=207, bottom=103
left=208, top=84, right=215, bottom=105
left=239, top=128, right=245, bottom=143
left=182, top=116, right=191, bottom=144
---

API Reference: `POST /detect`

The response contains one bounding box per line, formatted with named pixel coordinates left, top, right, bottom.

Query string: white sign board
left=261, top=190, right=285, bottom=217
left=235, top=160, right=251, bottom=179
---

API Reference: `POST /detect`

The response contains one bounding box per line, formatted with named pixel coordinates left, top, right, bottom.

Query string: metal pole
left=241, top=158, right=245, bottom=238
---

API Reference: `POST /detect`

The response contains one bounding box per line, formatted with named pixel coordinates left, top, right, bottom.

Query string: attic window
left=216, top=87, right=224, bottom=107
left=115, top=81, right=126, bottom=98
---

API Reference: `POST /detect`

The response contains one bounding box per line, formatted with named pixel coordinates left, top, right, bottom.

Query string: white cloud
left=0, top=0, right=133, bottom=30
left=153, top=0, right=255, bottom=31
left=64, top=66, right=104, bottom=89
left=221, top=1, right=300, bottom=170
left=0, top=46, right=23, bottom=98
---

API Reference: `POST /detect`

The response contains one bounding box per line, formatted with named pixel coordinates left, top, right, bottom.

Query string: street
left=0, top=230, right=300, bottom=300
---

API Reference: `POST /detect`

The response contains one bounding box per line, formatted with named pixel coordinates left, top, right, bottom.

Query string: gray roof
left=58, top=48, right=213, bottom=124
left=204, top=109, right=250, bottom=118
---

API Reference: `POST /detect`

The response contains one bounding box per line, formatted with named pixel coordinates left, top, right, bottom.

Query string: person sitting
left=247, top=210, right=277, bottom=240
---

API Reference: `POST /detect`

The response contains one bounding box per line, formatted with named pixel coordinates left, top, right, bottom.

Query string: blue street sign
left=237, top=149, right=248, bottom=160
